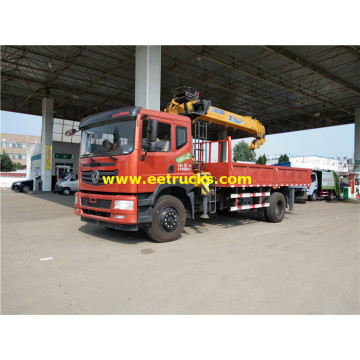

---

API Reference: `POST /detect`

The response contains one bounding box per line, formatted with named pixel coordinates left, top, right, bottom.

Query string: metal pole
left=289, top=188, right=295, bottom=211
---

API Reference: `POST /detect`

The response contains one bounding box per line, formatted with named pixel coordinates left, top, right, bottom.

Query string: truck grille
left=81, top=198, right=112, bottom=209
left=82, top=209, right=111, bottom=218
left=81, top=170, right=118, bottom=186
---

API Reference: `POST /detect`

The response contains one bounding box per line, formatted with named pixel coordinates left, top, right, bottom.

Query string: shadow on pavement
left=78, top=205, right=309, bottom=244
left=79, top=209, right=267, bottom=244
left=21, top=191, right=329, bottom=244
left=27, top=191, right=75, bottom=208
left=78, top=223, right=150, bottom=245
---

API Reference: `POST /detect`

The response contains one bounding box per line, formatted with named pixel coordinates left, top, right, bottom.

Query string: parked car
left=54, top=172, right=78, bottom=195
left=11, top=181, right=22, bottom=191
left=11, top=176, right=41, bottom=193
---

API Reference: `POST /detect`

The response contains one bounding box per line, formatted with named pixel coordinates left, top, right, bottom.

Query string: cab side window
left=71, top=174, right=78, bottom=181
left=176, top=126, right=187, bottom=149
left=142, top=120, right=171, bottom=152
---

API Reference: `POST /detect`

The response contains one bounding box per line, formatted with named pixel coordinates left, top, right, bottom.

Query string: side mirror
left=148, top=118, right=158, bottom=143
left=141, top=117, right=158, bottom=161
left=65, top=128, right=79, bottom=136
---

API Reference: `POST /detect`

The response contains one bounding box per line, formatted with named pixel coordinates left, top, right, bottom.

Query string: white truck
left=307, top=170, right=340, bottom=201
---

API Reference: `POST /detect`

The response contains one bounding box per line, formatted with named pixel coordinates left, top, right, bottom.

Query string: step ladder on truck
left=68, top=86, right=312, bottom=242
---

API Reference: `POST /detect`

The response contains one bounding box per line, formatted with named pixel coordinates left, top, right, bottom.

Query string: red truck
left=71, top=89, right=311, bottom=242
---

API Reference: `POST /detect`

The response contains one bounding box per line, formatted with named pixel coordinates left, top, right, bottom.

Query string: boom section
left=198, top=106, right=266, bottom=150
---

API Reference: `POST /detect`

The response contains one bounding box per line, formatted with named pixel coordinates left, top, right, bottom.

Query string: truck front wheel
left=145, top=195, right=186, bottom=243
left=309, top=191, right=317, bottom=201
left=265, top=192, right=286, bottom=223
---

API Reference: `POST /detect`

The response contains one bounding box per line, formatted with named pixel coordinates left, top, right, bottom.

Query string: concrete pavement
left=1, top=190, right=359, bottom=314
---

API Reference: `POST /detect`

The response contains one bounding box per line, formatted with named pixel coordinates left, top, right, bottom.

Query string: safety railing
left=197, top=136, right=232, bottom=169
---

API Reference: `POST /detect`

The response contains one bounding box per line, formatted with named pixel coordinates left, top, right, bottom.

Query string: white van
left=54, top=172, right=79, bottom=195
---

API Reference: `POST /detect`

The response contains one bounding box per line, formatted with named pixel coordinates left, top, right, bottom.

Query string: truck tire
left=145, top=195, right=186, bottom=243
left=309, top=191, right=317, bottom=201
left=257, top=207, right=269, bottom=222
left=62, top=187, right=71, bottom=195
left=328, top=191, right=336, bottom=201
left=265, top=192, right=286, bottom=223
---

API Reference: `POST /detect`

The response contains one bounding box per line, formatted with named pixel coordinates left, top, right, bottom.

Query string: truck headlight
left=75, top=195, right=79, bottom=205
left=114, top=200, right=133, bottom=210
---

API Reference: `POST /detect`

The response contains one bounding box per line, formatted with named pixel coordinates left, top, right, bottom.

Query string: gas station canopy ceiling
left=1, top=45, right=360, bottom=136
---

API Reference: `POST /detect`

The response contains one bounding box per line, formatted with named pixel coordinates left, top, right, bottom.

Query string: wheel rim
left=276, top=200, right=284, bottom=217
left=158, top=206, right=179, bottom=233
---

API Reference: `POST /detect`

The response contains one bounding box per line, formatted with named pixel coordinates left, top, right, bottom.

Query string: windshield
left=80, top=117, right=136, bottom=158
left=63, top=173, right=73, bottom=180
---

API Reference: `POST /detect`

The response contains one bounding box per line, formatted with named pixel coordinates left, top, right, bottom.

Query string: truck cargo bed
left=206, top=162, right=312, bottom=188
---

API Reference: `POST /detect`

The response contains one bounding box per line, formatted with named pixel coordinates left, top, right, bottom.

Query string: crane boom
left=164, top=86, right=266, bottom=150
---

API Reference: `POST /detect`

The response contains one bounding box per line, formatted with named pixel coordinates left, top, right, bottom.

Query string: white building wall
left=28, top=141, right=80, bottom=179
left=28, top=143, right=42, bottom=179
left=289, top=156, right=348, bottom=172
left=268, top=154, right=348, bottom=172
left=52, top=141, right=80, bottom=174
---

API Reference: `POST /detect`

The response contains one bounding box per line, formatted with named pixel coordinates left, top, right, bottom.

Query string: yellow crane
left=165, top=86, right=266, bottom=150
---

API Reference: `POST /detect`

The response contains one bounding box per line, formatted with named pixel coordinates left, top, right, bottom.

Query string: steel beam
left=201, top=53, right=354, bottom=116
left=264, top=46, right=360, bottom=97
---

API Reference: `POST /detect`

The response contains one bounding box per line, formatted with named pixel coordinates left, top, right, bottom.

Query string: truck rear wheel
left=328, top=191, right=336, bottom=201
left=257, top=207, right=269, bottom=222
left=265, top=192, right=286, bottom=223
left=145, top=195, right=186, bottom=243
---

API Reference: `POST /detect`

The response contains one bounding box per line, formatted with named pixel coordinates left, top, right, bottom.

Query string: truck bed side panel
left=205, top=162, right=312, bottom=187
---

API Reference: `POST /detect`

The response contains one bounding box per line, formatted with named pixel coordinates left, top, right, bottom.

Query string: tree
left=232, top=141, right=253, bottom=162
left=256, top=154, right=267, bottom=165
left=0, top=152, right=15, bottom=171
left=0, top=152, right=25, bottom=171
left=278, top=154, right=289, bottom=163
left=13, top=162, right=25, bottom=170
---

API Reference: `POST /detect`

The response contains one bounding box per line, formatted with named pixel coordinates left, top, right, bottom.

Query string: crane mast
left=165, top=86, right=266, bottom=150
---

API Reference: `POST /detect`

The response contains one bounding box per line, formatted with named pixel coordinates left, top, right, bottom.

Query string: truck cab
left=74, top=106, right=194, bottom=241
left=307, top=172, right=318, bottom=200
left=307, top=170, right=339, bottom=201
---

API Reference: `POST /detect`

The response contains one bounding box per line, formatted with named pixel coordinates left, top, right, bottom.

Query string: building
left=268, top=154, right=349, bottom=173
left=287, top=155, right=348, bottom=172
left=0, top=133, right=41, bottom=167
left=27, top=141, right=80, bottom=181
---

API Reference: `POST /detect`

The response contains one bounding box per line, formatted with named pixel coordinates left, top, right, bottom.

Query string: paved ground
left=1, top=190, right=359, bottom=314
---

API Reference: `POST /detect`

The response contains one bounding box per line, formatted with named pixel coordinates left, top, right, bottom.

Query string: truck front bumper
left=74, top=192, right=138, bottom=227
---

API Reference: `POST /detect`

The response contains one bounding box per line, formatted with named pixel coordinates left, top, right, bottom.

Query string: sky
left=236, top=123, right=355, bottom=160
left=1, top=110, right=355, bottom=160
left=1, top=111, right=42, bottom=137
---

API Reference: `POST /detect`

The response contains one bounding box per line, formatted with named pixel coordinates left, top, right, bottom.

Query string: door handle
left=168, top=165, right=174, bottom=173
